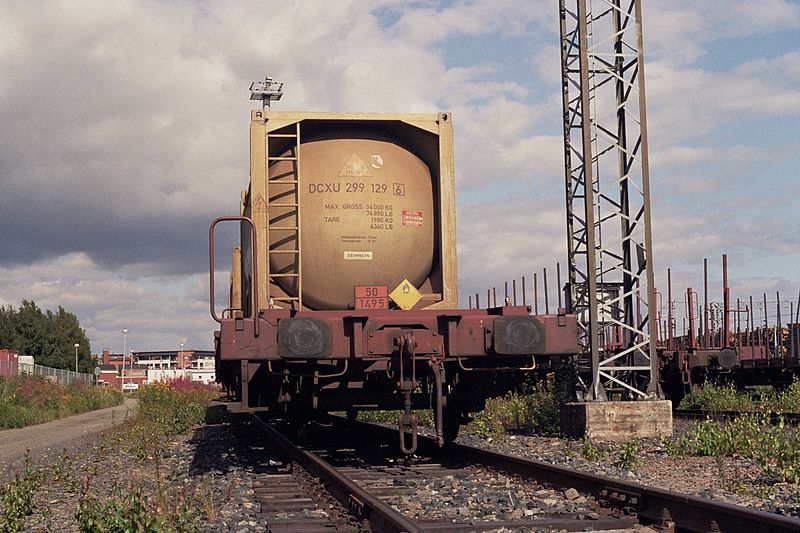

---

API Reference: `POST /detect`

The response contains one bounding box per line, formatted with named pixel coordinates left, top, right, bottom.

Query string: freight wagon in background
left=210, top=110, right=579, bottom=452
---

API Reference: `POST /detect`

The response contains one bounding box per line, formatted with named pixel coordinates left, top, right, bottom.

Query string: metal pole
left=522, top=276, right=527, bottom=306
left=750, top=295, right=757, bottom=348
left=763, top=293, right=769, bottom=357
left=703, top=258, right=709, bottom=349
left=722, top=254, right=729, bottom=347
left=533, top=273, right=539, bottom=315
left=543, top=267, right=550, bottom=315
left=513, top=279, right=517, bottom=306
left=74, top=343, right=79, bottom=375
left=556, top=262, right=562, bottom=309
left=121, top=328, right=128, bottom=392
left=687, top=288, right=695, bottom=349
left=667, top=269, right=673, bottom=349
left=776, top=292, right=782, bottom=360
left=791, top=300, right=796, bottom=361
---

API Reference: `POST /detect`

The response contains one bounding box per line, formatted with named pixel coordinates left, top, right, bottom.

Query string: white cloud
left=0, top=252, right=214, bottom=353
left=0, top=0, right=797, bottom=352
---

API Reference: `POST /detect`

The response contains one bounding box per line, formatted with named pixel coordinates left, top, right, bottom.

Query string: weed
left=660, top=435, right=690, bottom=458
left=137, top=380, right=217, bottom=437
left=0, top=453, right=42, bottom=532
left=612, top=438, right=641, bottom=470
left=580, top=436, right=606, bottom=462
left=778, top=378, right=800, bottom=412
left=76, top=482, right=198, bottom=533
left=680, top=413, right=800, bottom=484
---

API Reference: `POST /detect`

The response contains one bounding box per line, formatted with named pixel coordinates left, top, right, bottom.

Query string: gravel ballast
left=2, top=408, right=798, bottom=531
left=453, top=418, right=800, bottom=519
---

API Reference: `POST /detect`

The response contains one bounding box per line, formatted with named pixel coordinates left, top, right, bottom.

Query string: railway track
left=240, top=414, right=800, bottom=532
left=673, top=408, right=800, bottom=424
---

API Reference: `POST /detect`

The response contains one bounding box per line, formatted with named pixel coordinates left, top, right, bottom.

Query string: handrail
left=209, top=216, right=259, bottom=337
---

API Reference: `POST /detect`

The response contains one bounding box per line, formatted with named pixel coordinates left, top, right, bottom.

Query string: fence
left=0, top=358, right=94, bottom=385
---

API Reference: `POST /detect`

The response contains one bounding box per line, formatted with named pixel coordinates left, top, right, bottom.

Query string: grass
left=358, top=375, right=561, bottom=439
left=0, top=375, right=123, bottom=429
left=678, top=378, right=800, bottom=413
left=0, top=378, right=221, bottom=532
left=660, top=414, right=800, bottom=484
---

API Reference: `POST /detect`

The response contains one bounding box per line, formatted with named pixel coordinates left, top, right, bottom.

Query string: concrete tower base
left=561, top=400, right=673, bottom=441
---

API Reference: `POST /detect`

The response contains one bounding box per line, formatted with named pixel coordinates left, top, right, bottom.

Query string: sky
left=1, top=0, right=798, bottom=354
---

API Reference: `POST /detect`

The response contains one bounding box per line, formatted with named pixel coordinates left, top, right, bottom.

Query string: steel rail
left=674, top=408, right=800, bottom=425
left=250, top=414, right=424, bottom=533
left=338, top=417, right=800, bottom=533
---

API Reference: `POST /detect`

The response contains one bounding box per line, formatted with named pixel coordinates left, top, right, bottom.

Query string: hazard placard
left=402, top=210, right=423, bottom=227
left=339, top=152, right=372, bottom=177
left=355, top=285, right=388, bottom=310
left=389, top=279, right=422, bottom=310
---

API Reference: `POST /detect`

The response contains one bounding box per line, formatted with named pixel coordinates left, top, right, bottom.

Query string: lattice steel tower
left=559, top=0, right=660, bottom=400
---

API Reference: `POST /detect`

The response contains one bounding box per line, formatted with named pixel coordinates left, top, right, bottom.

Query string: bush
left=778, top=378, right=800, bottom=412
left=678, top=382, right=754, bottom=411
left=137, top=379, right=217, bottom=436
left=0, top=375, right=123, bottom=429
left=468, top=376, right=561, bottom=437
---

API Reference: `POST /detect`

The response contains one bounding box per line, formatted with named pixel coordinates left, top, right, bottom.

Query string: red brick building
left=96, top=350, right=147, bottom=389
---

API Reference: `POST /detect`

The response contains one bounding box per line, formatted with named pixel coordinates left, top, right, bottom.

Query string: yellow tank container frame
left=241, top=111, right=457, bottom=312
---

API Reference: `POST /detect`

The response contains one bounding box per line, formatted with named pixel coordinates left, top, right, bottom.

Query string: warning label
left=344, top=250, right=373, bottom=260
left=339, top=153, right=372, bottom=177
left=402, top=210, right=423, bottom=227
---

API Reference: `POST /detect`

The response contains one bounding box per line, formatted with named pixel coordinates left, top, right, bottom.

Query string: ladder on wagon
left=266, top=122, right=303, bottom=310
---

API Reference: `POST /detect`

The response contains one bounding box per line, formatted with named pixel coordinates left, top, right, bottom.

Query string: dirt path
left=0, top=398, right=138, bottom=464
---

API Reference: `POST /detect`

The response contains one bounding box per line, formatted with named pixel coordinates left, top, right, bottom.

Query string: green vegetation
left=358, top=376, right=561, bottom=439
left=661, top=414, right=800, bottom=484
left=0, top=374, right=123, bottom=429
left=0, top=379, right=221, bottom=531
left=469, top=377, right=560, bottom=437
left=359, top=409, right=433, bottom=427
left=0, top=455, right=42, bottom=533
left=678, top=379, right=800, bottom=413
left=75, top=487, right=197, bottom=533
left=611, top=437, right=641, bottom=470
left=577, top=436, right=642, bottom=471
left=0, top=300, right=92, bottom=372
left=136, top=379, right=218, bottom=436
left=580, top=435, right=606, bottom=462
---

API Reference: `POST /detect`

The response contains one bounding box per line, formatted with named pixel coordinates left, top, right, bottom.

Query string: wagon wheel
left=442, top=406, right=461, bottom=443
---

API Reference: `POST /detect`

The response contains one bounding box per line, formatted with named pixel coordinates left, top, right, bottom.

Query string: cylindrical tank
left=268, top=137, right=435, bottom=310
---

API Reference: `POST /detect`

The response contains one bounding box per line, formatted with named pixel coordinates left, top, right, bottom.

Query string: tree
left=0, top=305, right=20, bottom=349
left=0, top=300, right=92, bottom=372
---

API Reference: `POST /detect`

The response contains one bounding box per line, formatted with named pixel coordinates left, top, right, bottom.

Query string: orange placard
left=355, top=285, right=389, bottom=310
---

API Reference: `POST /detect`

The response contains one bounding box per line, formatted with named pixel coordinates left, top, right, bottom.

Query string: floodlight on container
left=250, top=76, right=284, bottom=109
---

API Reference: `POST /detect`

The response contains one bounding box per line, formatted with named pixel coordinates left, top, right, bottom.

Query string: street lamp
left=179, top=342, right=185, bottom=370
left=121, top=328, right=129, bottom=392
left=74, top=343, right=80, bottom=374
